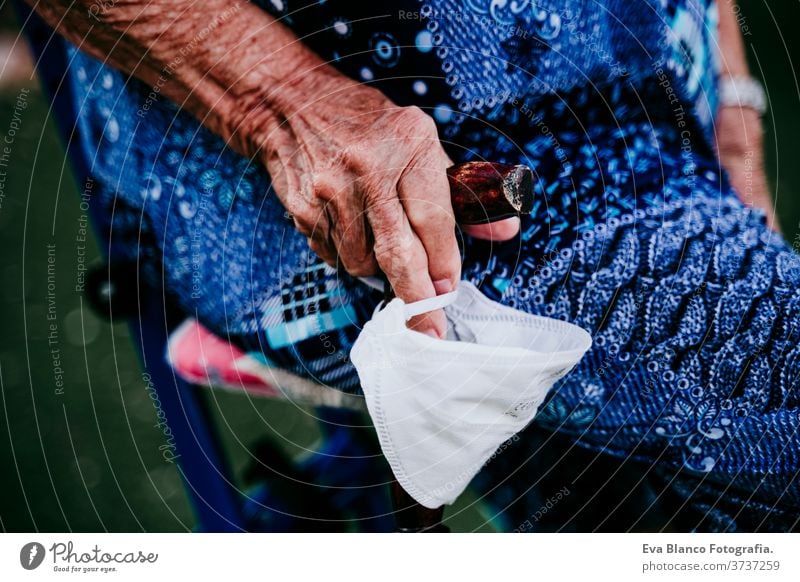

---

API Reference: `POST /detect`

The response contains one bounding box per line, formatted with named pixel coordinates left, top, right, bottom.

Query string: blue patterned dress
left=50, top=0, right=799, bottom=530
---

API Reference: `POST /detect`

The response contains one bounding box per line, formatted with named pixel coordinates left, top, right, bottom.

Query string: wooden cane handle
left=448, top=161, right=534, bottom=225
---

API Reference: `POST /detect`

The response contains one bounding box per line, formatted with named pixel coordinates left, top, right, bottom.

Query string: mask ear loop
left=360, top=274, right=459, bottom=320
left=403, top=289, right=459, bottom=321
left=366, top=286, right=460, bottom=320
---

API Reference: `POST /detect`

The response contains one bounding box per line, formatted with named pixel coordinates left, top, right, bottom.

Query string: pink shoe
left=167, top=319, right=280, bottom=397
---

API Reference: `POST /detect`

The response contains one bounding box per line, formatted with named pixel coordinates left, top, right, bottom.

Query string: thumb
left=462, top=217, right=521, bottom=241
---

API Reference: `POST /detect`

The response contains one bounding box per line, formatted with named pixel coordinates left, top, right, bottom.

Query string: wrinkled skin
left=29, top=0, right=771, bottom=338
left=258, top=80, right=522, bottom=336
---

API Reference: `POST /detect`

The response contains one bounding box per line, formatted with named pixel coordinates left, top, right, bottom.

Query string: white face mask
left=350, top=281, right=592, bottom=509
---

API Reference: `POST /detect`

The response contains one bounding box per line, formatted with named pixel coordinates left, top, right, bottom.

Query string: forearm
left=27, top=0, right=351, bottom=157
left=717, top=0, right=750, bottom=78
left=716, top=0, right=762, bottom=156
left=715, top=0, right=763, bottom=158
left=714, top=1, right=776, bottom=228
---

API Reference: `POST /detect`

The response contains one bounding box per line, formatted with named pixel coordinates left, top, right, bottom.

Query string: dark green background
left=0, top=1, right=798, bottom=532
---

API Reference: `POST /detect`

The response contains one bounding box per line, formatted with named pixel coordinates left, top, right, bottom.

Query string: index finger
left=366, top=195, right=447, bottom=338
left=397, top=149, right=462, bottom=296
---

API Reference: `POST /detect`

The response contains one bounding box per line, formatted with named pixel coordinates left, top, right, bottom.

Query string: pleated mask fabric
left=351, top=281, right=592, bottom=508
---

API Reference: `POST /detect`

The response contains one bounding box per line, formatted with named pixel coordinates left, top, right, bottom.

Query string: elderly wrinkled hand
left=256, top=80, right=519, bottom=337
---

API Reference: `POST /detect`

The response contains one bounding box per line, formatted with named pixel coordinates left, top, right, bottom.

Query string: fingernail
left=433, top=279, right=454, bottom=295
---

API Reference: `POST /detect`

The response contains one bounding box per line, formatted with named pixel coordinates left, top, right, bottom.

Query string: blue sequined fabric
left=52, top=0, right=798, bottom=530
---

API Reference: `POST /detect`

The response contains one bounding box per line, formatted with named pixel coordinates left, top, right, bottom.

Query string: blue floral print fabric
left=44, top=0, right=799, bottom=531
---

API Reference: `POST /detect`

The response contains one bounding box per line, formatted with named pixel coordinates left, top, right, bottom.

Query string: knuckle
left=339, top=142, right=369, bottom=167
left=373, top=232, right=419, bottom=274
left=338, top=231, right=377, bottom=276
left=411, top=197, right=453, bottom=224
left=359, top=174, right=388, bottom=201
left=343, top=256, right=377, bottom=277
left=307, top=238, right=334, bottom=264
left=371, top=229, right=404, bottom=262
left=294, top=207, right=327, bottom=239
left=366, top=196, right=403, bottom=229
left=292, top=215, right=313, bottom=237
left=346, top=236, right=375, bottom=265
left=398, top=106, right=436, bottom=135
left=311, top=171, right=342, bottom=203
left=307, top=237, right=322, bottom=255
left=284, top=193, right=315, bottom=219
left=372, top=228, right=403, bottom=256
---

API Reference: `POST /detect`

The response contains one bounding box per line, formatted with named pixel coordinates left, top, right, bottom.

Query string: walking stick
left=384, top=161, right=534, bottom=532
